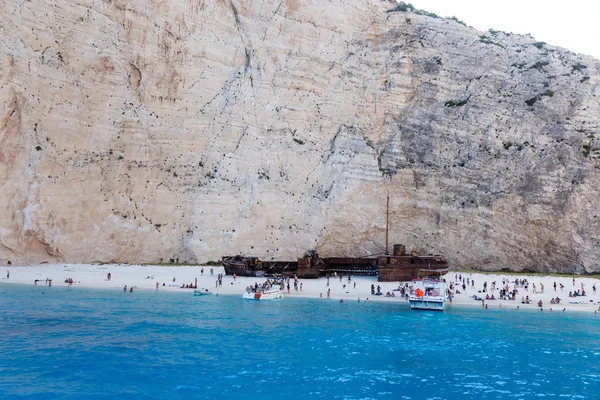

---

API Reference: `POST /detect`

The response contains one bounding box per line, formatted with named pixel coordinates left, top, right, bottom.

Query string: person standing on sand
left=6, top=270, right=9, bottom=279
left=300, top=283, right=303, bottom=291
left=554, top=282, right=557, bottom=291
left=540, top=283, right=544, bottom=294
left=201, top=268, right=204, bottom=276
left=327, top=288, right=330, bottom=299
left=233, top=273, right=237, bottom=281
left=173, top=277, right=176, bottom=283
left=573, top=277, right=576, bottom=286
left=287, top=282, right=290, bottom=294
left=353, top=281, right=356, bottom=289
left=593, top=284, right=597, bottom=294
left=156, top=282, right=159, bottom=290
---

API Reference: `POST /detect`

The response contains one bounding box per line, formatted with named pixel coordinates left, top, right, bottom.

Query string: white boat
left=243, top=279, right=284, bottom=300
left=193, top=288, right=212, bottom=296
left=409, top=270, right=448, bottom=311
left=242, top=288, right=284, bottom=300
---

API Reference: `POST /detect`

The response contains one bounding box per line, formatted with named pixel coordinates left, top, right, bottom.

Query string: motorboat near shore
left=193, top=288, right=212, bottom=296
left=409, top=269, right=449, bottom=311
left=243, top=279, right=284, bottom=300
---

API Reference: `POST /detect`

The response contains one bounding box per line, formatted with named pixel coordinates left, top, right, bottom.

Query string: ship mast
left=385, top=191, right=389, bottom=255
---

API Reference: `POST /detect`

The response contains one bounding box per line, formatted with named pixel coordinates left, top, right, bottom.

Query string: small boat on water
left=409, top=269, right=448, bottom=311
left=242, top=279, right=284, bottom=300
left=194, top=288, right=212, bottom=296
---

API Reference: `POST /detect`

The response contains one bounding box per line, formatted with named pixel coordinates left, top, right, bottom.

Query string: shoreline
left=2, top=264, right=600, bottom=313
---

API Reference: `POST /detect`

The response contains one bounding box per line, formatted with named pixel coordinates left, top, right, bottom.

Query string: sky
left=408, top=0, right=600, bottom=59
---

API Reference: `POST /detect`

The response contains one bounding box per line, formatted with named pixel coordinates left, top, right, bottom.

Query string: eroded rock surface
left=1, top=0, right=599, bottom=272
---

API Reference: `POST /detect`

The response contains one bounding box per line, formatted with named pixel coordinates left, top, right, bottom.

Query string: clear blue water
left=1, top=284, right=599, bottom=399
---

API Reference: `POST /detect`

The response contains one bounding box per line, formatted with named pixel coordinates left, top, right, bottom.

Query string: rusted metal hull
left=223, top=246, right=449, bottom=281
left=377, top=255, right=449, bottom=282
left=222, top=256, right=298, bottom=277
left=322, top=258, right=378, bottom=276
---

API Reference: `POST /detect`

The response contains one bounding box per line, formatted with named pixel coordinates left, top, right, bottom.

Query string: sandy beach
left=2, top=264, right=600, bottom=313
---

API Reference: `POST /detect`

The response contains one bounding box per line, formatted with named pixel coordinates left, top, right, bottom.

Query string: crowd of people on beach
left=451, top=272, right=600, bottom=312
left=7, top=265, right=600, bottom=313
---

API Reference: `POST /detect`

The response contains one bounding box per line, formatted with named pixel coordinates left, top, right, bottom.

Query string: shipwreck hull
left=377, top=254, right=449, bottom=282
left=223, top=245, right=449, bottom=281
left=222, top=256, right=298, bottom=277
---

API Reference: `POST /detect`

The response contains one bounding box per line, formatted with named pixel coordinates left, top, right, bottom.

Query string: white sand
left=1, top=264, right=600, bottom=313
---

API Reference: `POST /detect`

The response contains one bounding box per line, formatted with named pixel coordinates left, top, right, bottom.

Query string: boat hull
left=222, top=256, right=297, bottom=277
left=409, top=276, right=447, bottom=311
left=242, top=290, right=284, bottom=300
left=223, top=264, right=263, bottom=277
left=409, top=297, right=445, bottom=311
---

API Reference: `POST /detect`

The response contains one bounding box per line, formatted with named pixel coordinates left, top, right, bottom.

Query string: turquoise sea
left=1, top=284, right=599, bottom=399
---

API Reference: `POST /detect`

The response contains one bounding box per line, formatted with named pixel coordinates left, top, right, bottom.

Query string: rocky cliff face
left=1, top=0, right=599, bottom=272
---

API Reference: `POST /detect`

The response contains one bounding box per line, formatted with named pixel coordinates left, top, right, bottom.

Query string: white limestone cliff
left=1, top=0, right=599, bottom=272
